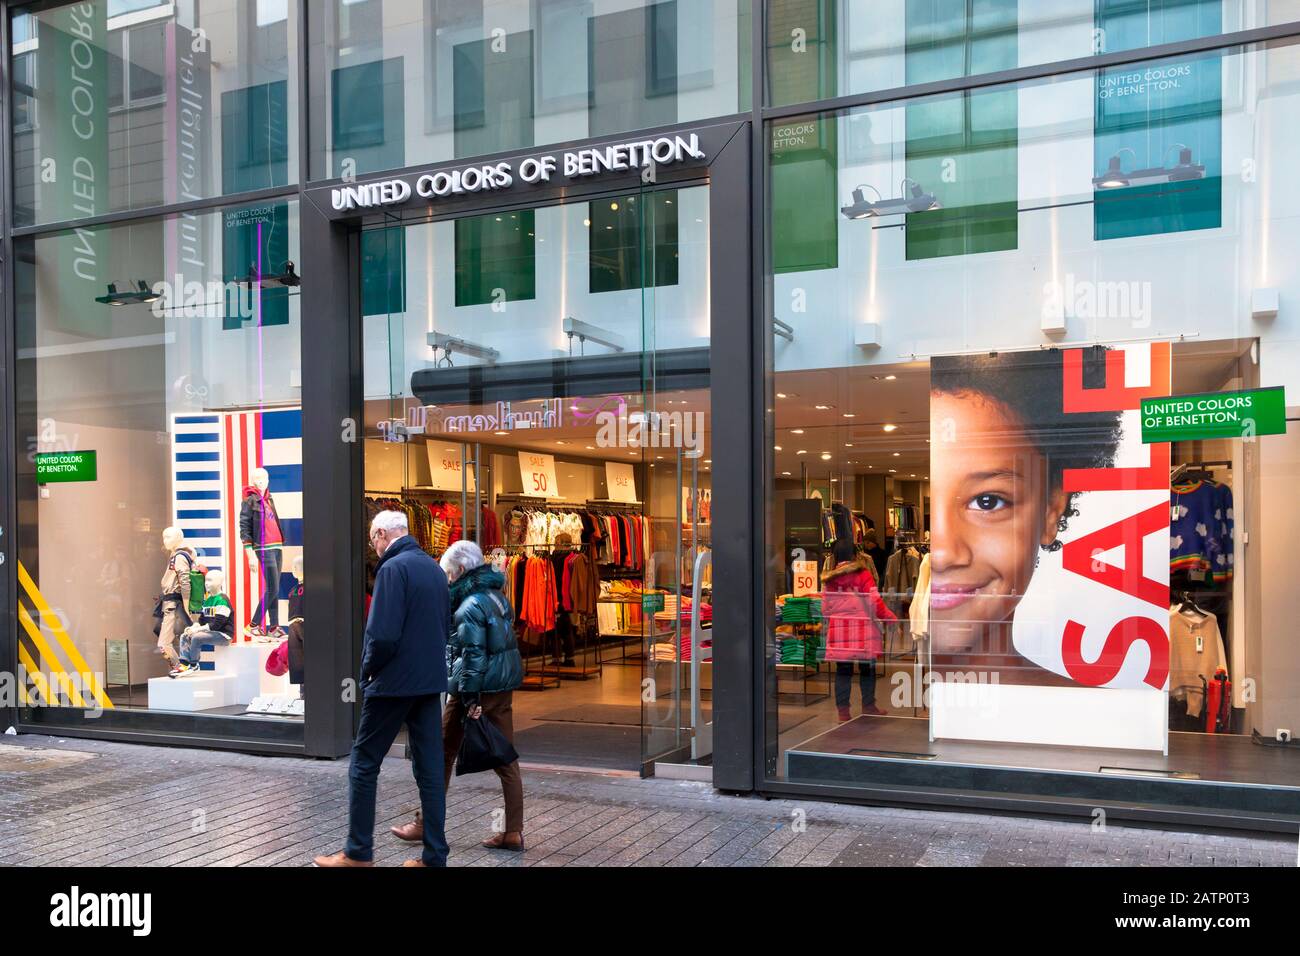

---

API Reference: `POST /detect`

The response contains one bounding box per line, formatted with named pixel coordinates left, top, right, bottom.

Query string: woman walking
left=391, top=541, right=525, bottom=851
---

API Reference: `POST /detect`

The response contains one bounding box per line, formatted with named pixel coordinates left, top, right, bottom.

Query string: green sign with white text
left=35, top=451, right=98, bottom=484
left=1141, top=388, right=1286, bottom=443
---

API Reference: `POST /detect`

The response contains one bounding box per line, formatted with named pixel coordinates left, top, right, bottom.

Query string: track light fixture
left=841, top=179, right=941, bottom=220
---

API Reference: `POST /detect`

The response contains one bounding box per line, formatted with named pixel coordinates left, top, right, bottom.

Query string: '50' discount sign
left=519, top=452, right=558, bottom=497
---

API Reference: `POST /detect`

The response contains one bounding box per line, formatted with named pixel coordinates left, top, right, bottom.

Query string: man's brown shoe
left=390, top=814, right=422, bottom=843
left=481, top=832, right=525, bottom=852
left=402, top=858, right=426, bottom=867
left=313, top=851, right=372, bottom=868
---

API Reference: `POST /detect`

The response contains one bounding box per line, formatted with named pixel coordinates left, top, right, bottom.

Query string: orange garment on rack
left=519, top=556, right=557, bottom=633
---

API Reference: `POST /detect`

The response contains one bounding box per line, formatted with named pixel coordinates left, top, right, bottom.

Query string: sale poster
left=518, top=451, right=558, bottom=498
left=928, top=343, right=1172, bottom=690
left=605, top=462, right=638, bottom=503
left=425, top=441, right=477, bottom=492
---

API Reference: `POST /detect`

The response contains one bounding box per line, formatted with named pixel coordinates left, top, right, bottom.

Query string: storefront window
left=764, top=0, right=1262, bottom=109
left=307, top=0, right=751, bottom=181
left=765, top=41, right=1300, bottom=813
left=14, top=200, right=304, bottom=725
left=11, top=0, right=298, bottom=226
left=361, top=185, right=712, bottom=771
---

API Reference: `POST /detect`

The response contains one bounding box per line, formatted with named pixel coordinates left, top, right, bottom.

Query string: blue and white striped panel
left=261, top=408, right=304, bottom=621
left=171, top=414, right=227, bottom=580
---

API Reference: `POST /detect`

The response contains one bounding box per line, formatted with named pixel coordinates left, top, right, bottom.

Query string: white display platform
left=209, top=641, right=290, bottom=704
left=147, top=673, right=237, bottom=712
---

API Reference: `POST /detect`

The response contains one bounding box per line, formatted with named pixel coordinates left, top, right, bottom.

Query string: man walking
left=314, top=511, right=450, bottom=868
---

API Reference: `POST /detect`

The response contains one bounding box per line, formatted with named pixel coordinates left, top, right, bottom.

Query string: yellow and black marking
left=15, top=562, right=114, bottom=710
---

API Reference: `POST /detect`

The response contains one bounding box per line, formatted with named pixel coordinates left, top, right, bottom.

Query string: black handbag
left=455, top=712, right=519, bottom=776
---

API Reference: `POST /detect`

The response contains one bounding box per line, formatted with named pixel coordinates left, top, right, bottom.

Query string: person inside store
left=314, top=510, right=450, bottom=868
left=392, top=540, right=526, bottom=852
left=861, top=527, right=888, bottom=583
left=823, top=509, right=897, bottom=721
left=927, top=349, right=1122, bottom=678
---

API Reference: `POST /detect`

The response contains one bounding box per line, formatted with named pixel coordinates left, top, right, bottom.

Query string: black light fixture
left=1093, top=143, right=1205, bottom=190
left=243, top=260, right=302, bottom=289
left=840, top=178, right=941, bottom=220
left=94, top=279, right=159, bottom=307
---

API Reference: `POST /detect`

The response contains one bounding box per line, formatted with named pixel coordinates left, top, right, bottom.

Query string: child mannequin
left=172, top=570, right=235, bottom=677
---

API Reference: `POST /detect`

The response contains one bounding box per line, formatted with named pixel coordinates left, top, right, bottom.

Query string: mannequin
left=286, top=556, right=305, bottom=685
left=157, top=527, right=197, bottom=670
left=240, top=466, right=285, bottom=638
left=174, top=570, right=235, bottom=677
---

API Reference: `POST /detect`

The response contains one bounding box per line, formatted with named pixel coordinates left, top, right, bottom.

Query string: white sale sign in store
left=605, top=462, right=638, bottom=503
left=425, top=441, right=477, bottom=492
left=518, top=452, right=558, bottom=498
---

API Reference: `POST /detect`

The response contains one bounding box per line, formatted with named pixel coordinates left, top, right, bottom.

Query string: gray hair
left=370, top=510, right=409, bottom=536
left=440, top=540, right=484, bottom=582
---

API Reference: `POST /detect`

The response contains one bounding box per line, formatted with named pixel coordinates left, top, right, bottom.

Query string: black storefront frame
left=0, top=1, right=1296, bottom=830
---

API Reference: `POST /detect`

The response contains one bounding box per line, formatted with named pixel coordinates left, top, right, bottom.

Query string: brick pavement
left=0, top=735, right=1293, bottom=867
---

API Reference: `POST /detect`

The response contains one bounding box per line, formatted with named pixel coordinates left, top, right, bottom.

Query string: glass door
left=360, top=184, right=710, bottom=774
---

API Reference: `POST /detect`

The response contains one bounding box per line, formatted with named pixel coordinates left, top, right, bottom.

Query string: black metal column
left=300, top=193, right=362, bottom=758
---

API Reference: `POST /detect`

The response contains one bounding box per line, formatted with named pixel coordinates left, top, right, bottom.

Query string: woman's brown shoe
left=313, top=851, right=372, bottom=867
left=481, top=832, right=525, bottom=852
left=390, top=813, right=422, bottom=843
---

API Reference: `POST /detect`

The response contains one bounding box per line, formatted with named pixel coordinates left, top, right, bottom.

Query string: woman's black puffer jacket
left=447, top=564, right=523, bottom=695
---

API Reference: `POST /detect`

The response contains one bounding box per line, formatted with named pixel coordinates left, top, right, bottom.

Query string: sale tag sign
left=519, top=452, right=558, bottom=498
left=425, top=442, right=477, bottom=492
left=605, top=461, right=638, bottom=503
left=792, top=560, right=819, bottom=596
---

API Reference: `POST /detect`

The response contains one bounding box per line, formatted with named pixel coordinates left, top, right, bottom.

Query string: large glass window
left=308, top=0, right=751, bottom=180
left=765, top=40, right=1300, bottom=814
left=14, top=200, right=304, bottom=725
left=765, top=0, right=1267, bottom=109
left=11, top=0, right=298, bottom=226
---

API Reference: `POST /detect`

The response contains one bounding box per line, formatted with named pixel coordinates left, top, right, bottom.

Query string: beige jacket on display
left=1168, top=606, right=1227, bottom=718
left=909, top=553, right=931, bottom=639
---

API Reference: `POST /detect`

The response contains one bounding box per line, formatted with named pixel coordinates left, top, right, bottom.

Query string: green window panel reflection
left=361, top=228, right=407, bottom=317
left=454, top=211, right=536, bottom=308
left=221, top=81, right=290, bottom=193
left=453, top=31, right=535, bottom=159
left=771, top=116, right=839, bottom=274
left=766, top=0, right=836, bottom=106
left=222, top=204, right=290, bottom=329
left=904, top=0, right=1018, bottom=261
left=331, top=58, right=406, bottom=177
left=1094, top=0, right=1223, bottom=240
left=589, top=191, right=680, bottom=294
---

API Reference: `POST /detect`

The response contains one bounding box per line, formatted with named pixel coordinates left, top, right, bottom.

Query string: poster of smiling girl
left=928, top=343, right=1173, bottom=749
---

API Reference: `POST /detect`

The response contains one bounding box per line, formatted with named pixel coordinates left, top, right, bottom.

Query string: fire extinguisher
left=1205, top=667, right=1231, bottom=734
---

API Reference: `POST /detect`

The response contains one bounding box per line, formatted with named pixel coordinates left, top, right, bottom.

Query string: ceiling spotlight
left=775, top=445, right=783, bottom=451
left=782, top=471, right=792, bottom=477
left=776, top=392, right=788, bottom=399
left=797, top=450, right=808, bottom=455
left=883, top=424, right=898, bottom=432
left=815, top=404, right=833, bottom=411
left=820, top=453, right=832, bottom=461
left=1093, top=144, right=1205, bottom=190
left=893, top=452, right=901, bottom=457
left=841, top=179, right=941, bottom=220
left=791, top=429, right=804, bottom=435
left=885, top=374, right=897, bottom=381
left=842, top=413, right=856, bottom=418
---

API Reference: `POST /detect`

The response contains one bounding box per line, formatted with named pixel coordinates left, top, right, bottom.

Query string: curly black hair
left=931, top=347, right=1125, bottom=551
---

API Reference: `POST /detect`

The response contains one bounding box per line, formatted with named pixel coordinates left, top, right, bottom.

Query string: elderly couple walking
left=314, top=510, right=525, bottom=868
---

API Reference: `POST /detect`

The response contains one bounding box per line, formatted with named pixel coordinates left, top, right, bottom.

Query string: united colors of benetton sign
left=1141, top=387, right=1287, bottom=443
left=331, top=133, right=706, bottom=213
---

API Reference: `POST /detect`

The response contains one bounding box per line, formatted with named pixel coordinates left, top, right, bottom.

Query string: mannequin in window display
left=173, top=570, right=236, bottom=678
left=240, top=466, right=285, bottom=639
left=286, top=555, right=305, bottom=686
left=157, top=527, right=198, bottom=671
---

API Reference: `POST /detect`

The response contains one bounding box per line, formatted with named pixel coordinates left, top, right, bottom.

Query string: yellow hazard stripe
left=17, top=603, right=86, bottom=708
left=16, top=641, right=55, bottom=705
left=17, top=562, right=114, bottom=710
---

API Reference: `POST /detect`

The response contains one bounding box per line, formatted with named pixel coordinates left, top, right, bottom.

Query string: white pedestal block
left=209, top=642, right=291, bottom=704
left=148, top=673, right=236, bottom=712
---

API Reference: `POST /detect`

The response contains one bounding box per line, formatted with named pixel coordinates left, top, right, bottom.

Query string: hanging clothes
left=1170, top=480, right=1234, bottom=584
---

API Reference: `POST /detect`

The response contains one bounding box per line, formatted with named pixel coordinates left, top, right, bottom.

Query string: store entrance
left=361, top=185, right=713, bottom=774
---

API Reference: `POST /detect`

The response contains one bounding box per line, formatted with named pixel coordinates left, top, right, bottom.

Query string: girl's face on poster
left=928, top=391, right=1068, bottom=653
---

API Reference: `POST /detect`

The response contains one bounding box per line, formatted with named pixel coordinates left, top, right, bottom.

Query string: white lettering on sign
left=518, top=452, right=558, bottom=499
left=330, top=134, right=706, bottom=212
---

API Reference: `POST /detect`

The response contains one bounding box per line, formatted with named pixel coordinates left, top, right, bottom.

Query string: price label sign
left=519, top=452, right=558, bottom=497
left=605, top=462, right=638, bottom=503
left=425, top=442, right=477, bottom=492
left=792, top=560, right=819, bottom=597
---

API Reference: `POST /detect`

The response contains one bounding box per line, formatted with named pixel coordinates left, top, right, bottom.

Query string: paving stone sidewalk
left=0, top=735, right=1293, bottom=867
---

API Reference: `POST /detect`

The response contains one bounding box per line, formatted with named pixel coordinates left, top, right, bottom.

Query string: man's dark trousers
left=345, top=693, right=448, bottom=866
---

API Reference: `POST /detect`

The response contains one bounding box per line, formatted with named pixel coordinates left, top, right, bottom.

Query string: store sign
left=437, top=400, right=563, bottom=434
left=642, top=592, right=666, bottom=614
left=605, top=462, right=637, bottom=503
left=518, top=452, right=558, bottom=498
left=1141, top=387, right=1286, bottom=443
left=424, top=442, right=477, bottom=493
left=35, top=451, right=97, bottom=484
left=330, top=133, right=707, bottom=212
left=791, top=561, right=819, bottom=597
